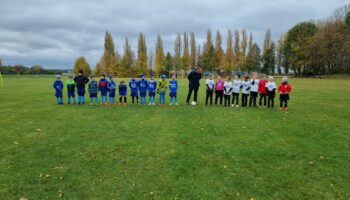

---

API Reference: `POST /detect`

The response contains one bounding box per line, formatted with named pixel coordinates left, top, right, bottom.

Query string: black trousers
left=215, top=90, right=223, bottom=105
left=131, top=96, right=139, bottom=104
left=205, top=90, right=213, bottom=105
left=224, top=94, right=231, bottom=107
left=267, top=94, right=274, bottom=108
left=249, top=91, right=258, bottom=107
left=119, top=96, right=127, bottom=103
left=232, top=93, right=239, bottom=105
left=242, top=93, right=249, bottom=107
left=280, top=94, right=289, bottom=108
left=259, top=93, right=267, bottom=106
left=186, top=86, right=199, bottom=103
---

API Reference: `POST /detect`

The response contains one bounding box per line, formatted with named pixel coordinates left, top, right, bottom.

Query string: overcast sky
left=0, top=0, right=348, bottom=69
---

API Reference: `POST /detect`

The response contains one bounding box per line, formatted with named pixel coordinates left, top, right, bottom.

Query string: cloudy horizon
left=0, top=0, right=348, bottom=69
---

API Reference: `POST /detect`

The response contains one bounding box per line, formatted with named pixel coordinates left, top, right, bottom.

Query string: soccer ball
left=191, top=101, right=197, bottom=106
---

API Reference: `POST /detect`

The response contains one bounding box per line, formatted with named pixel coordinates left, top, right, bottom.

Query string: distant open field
left=0, top=76, right=349, bottom=199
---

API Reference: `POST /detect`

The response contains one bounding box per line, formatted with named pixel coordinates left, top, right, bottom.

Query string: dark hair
left=101, top=74, right=105, bottom=78
left=237, top=74, right=241, bottom=78
left=78, top=70, right=83, bottom=74
left=90, top=75, right=94, bottom=78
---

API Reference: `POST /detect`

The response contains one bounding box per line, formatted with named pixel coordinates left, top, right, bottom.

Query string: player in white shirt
left=266, top=76, right=277, bottom=108
left=205, top=74, right=215, bottom=105
left=223, top=76, right=233, bottom=107
left=231, top=74, right=241, bottom=108
left=249, top=72, right=259, bottom=107
left=241, top=74, right=251, bottom=107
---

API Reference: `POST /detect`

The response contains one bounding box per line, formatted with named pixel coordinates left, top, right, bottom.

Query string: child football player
left=157, top=74, right=167, bottom=106
left=139, top=73, right=148, bottom=105
left=205, top=74, right=215, bottom=105
left=232, top=74, right=241, bottom=108
left=215, top=75, right=224, bottom=105
left=53, top=75, right=64, bottom=104
left=118, top=80, right=127, bottom=106
left=265, top=76, right=277, bottom=108
left=65, top=75, right=76, bottom=104
left=99, top=75, right=108, bottom=105
left=223, top=76, right=233, bottom=107
left=88, top=75, right=98, bottom=105
left=129, top=77, right=139, bottom=104
left=258, top=74, right=268, bottom=108
left=278, top=77, right=292, bottom=110
left=249, top=72, right=259, bottom=107
left=169, top=75, right=179, bottom=105
left=148, top=75, right=157, bottom=106
left=241, top=74, right=250, bottom=107
left=107, top=75, right=116, bottom=105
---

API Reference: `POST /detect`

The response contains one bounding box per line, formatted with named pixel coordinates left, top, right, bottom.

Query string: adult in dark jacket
left=186, top=68, right=202, bottom=104
left=74, top=70, right=89, bottom=104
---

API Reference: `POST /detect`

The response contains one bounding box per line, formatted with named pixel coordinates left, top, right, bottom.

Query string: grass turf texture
left=0, top=76, right=349, bottom=200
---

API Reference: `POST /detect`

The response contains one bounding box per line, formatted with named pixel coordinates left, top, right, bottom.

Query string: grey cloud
left=0, top=0, right=348, bottom=68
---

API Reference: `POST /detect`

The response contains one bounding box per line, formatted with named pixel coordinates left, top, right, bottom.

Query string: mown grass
left=0, top=76, right=349, bottom=199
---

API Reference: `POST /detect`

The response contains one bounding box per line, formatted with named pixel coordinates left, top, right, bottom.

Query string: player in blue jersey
left=129, top=77, right=139, bottom=104
left=107, top=75, right=117, bottom=106
left=53, top=75, right=64, bottom=104
left=169, top=75, right=179, bottom=105
left=118, top=80, right=127, bottom=106
left=147, top=75, right=157, bottom=106
left=139, top=73, right=148, bottom=105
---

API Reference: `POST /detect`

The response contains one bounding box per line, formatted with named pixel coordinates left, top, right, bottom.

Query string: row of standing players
left=53, top=72, right=179, bottom=106
left=53, top=71, right=292, bottom=110
left=205, top=72, right=292, bottom=110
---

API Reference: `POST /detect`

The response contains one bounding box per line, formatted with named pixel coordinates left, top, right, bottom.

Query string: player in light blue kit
left=169, top=75, right=179, bottom=105
left=139, top=73, right=148, bottom=105
left=148, top=75, right=157, bottom=106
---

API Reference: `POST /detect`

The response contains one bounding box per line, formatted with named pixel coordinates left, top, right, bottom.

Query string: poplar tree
left=190, top=32, right=197, bottom=67
left=233, top=30, right=241, bottom=70
left=154, top=35, right=165, bottom=75
left=135, top=32, right=148, bottom=76
left=182, top=32, right=191, bottom=71
left=99, top=31, right=117, bottom=75
left=225, top=30, right=234, bottom=73
left=174, top=33, right=182, bottom=70
left=119, top=37, right=133, bottom=77
left=215, top=30, right=225, bottom=71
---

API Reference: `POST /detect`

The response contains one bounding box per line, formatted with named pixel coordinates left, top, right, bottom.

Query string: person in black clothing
left=74, top=70, right=89, bottom=104
left=186, top=68, right=202, bottom=104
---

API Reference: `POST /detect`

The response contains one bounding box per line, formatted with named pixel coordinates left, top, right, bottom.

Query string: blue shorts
left=131, top=92, right=138, bottom=97
left=109, top=93, right=116, bottom=98
left=55, top=92, right=63, bottom=98
left=77, top=88, right=85, bottom=96
left=140, top=92, right=147, bottom=97
left=148, top=92, right=155, bottom=97
left=90, top=93, right=97, bottom=98
left=68, top=91, right=75, bottom=97
left=100, top=91, right=107, bottom=96
left=169, top=92, right=177, bottom=97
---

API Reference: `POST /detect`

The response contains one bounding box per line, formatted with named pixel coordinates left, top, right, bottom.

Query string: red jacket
left=278, top=83, right=292, bottom=93
left=258, top=79, right=268, bottom=94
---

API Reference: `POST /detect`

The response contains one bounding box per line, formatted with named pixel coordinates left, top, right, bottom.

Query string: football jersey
left=250, top=79, right=259, bottom=92
left=232, top=80, right=242, bottom=93
left=223, top=81, right=233, bottom=95
left=206, top=79, right=215, bottom=90
left=266, top=82, right=277, bottom=91
left=241, top=80, right=250, bottom=94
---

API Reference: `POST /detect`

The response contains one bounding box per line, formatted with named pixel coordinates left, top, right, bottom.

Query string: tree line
left=0, top=60, right=67, bottom=75
left=81, top=5, right=349, bottom=77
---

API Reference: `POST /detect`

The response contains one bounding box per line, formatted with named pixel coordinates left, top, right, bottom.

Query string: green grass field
left=0, top=76, right=349, bottom=199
